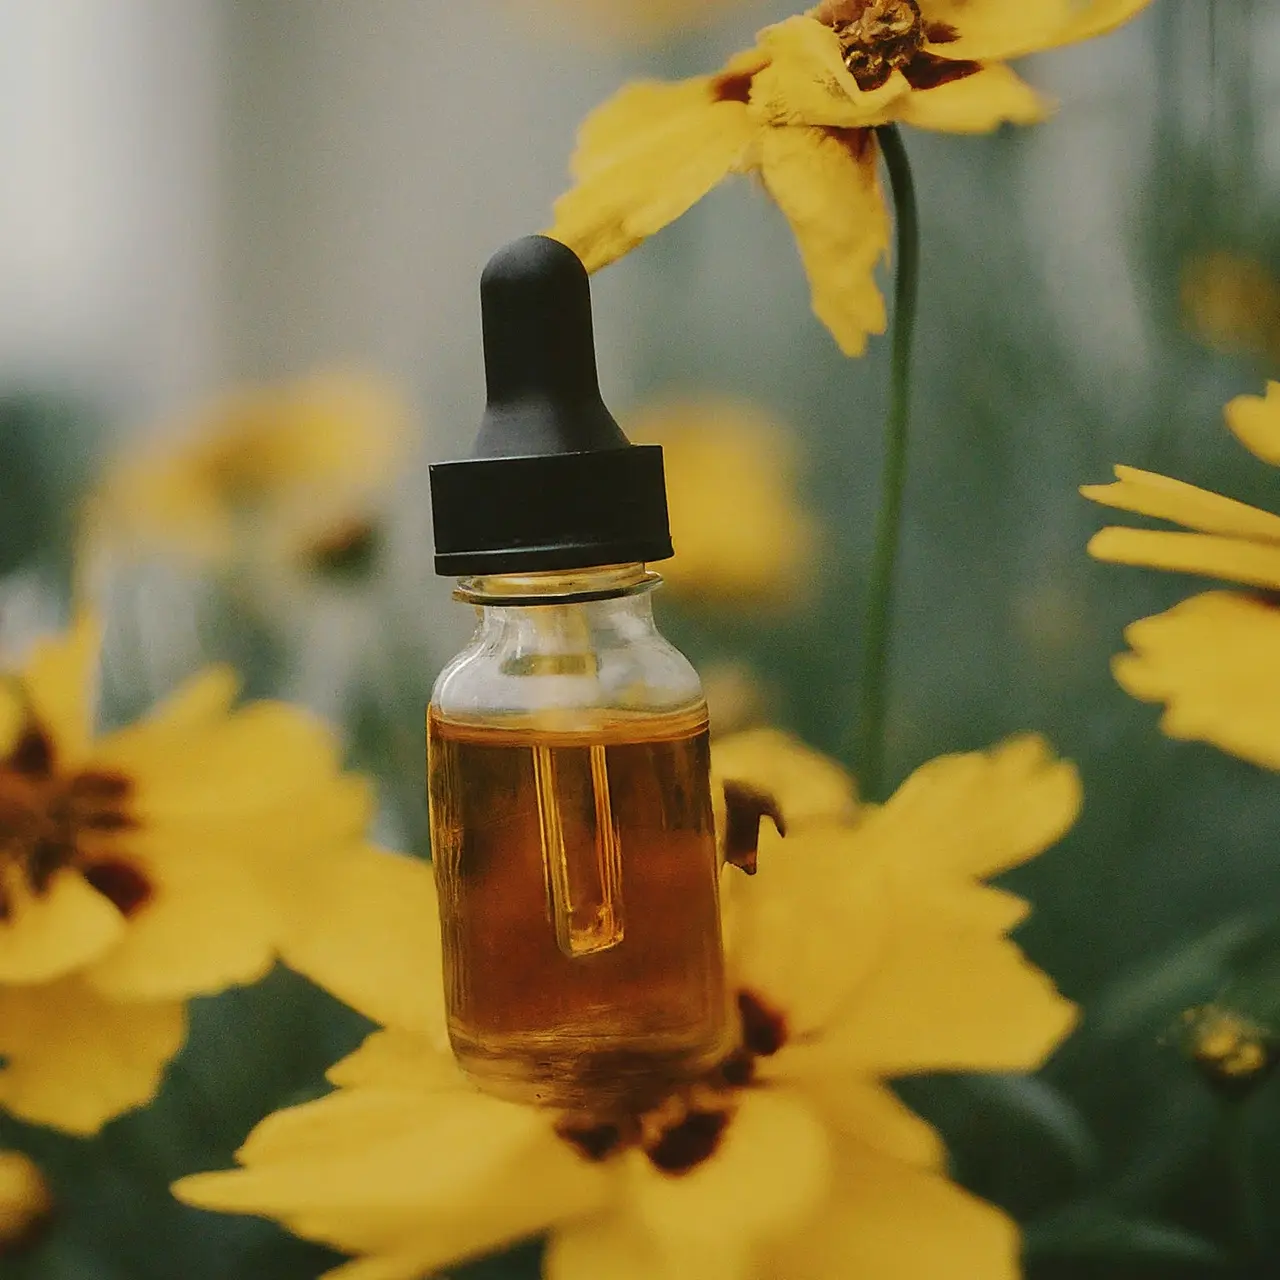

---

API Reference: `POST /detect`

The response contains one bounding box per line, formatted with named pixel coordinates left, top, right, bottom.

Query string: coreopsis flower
left=549, top=0, right=1153, bottom=354
left=1083, top=383, right=1280, bottom=770
left=86, top=371, right=405, bottom=585
left=0, top=615, right=373, bottom=1134
left=632, top=400, right=816, bottom=606
left=176, top=731, right=1080, bottom=1280
left=0, top=1151, right=51, bottom=1255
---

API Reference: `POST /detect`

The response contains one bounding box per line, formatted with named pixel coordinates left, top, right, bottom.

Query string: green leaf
left=1091, top=915, right=1269, bottom=1041
left=1026, top=1204, right=1227, bottom=1267
left=961, top=1073, right=1100, bottom=1178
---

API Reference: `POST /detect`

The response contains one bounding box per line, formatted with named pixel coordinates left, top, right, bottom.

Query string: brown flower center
left=301, top=517, right=383, bottom=581
left=556, top=989, right=789, bottom=1176
left=830, top=0, right=925, bottom=90
left=0, top=720, right=149, bottom=922
left=818, top=0, right=979, bottom=94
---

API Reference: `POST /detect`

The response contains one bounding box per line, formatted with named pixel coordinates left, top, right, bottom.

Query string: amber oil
left=428, top=703, right=731, bottom=1112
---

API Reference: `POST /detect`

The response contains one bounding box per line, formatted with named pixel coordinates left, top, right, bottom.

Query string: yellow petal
left=548, top=76, right=758, bottom=273
left=917, top=0, right=1071, bottom=58
left=895, top=63, right=1050, bottom=133
left=84, top=666, right=243, bottom=782
left=1048, top=0, right=1157, bottom=49
left=781, top=1071, right=945, bottom=1169
left=751, top=17, right=908, bottom=128
left=1112, top=591, right=1280, bottom=770
left=772, top=1145, right=1019, bottom=1279
left=712, top=728, right=857, bottom=830
left=855, top=735, right=1082, bottom=881
left=99, top=701, right=346, bottom=821
left=0, top=977, right=185, bottom=1134
left=1088, top=527, right=1280, bottom=591
left=0, top=1150, right=52, bottom=1247
left=20, top=614, right=100, bottom=767
left=135, top=665, right=241, bottom=735
left=628, top=1090, right=831, bottom=1265
left=722, top=824, right=888, bottom=1038
left=1225, top=382, right=1280, bottom=465
left=818, top=890, right=1077, bottom=1076
left=326, top=1029, right=464, bottom=1093
left=82, top=843, right=277, bottom=1000
left=920, top=0, right=1150, bottom=62
left=277, top=847, right=447, bottom=1040
left=176, top=1087, right=608, bottom=1271
left=917, top=880, right=1032, bottom=934
left=0, top=869, right=124, bottom=983
left=1081, top=465, right=1280, bottom=542
left=548, top=1214, right=664, bottom=1280
left=759, top=125, right=889, bottom=356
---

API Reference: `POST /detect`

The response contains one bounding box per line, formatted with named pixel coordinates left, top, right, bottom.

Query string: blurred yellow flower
left=549, top=0, right=1152, bottom=354
left=1181, top=252, right=1280, bottom=364
left=87, top=371, right=405, bottom=582
left=1083, top=383, right=1280, bottom=769
left=0, top=615, right=375, bottom=1134
left=0, top=1151, right=51, bottom=1254
left=633, top=400, right=816, bottom=606
left=177, top=731, right=1079, bottom=1280
left=1178, top=1006, right=1275, bottom=1098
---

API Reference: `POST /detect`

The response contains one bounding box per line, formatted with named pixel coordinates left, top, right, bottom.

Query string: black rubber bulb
left=429, top=236, right=673, bottom=576
left=474, top=236, right=629, bottom=459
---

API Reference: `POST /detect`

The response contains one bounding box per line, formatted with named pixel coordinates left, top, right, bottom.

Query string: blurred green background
left=4, top=1, right=1280, bottom=1276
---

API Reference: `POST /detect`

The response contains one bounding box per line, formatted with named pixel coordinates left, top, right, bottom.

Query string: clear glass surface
left=427, top=564, right=731, bottom=1112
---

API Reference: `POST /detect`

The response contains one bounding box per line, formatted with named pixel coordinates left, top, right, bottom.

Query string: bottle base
left=450, top=1024, right=736, bottom=1114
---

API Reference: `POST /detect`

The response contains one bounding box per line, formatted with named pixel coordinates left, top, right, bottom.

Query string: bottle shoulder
left=430, top=611, right=704, bottom=722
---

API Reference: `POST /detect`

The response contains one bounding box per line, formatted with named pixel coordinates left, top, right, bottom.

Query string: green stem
left=857, top=124, right=920, bottom=802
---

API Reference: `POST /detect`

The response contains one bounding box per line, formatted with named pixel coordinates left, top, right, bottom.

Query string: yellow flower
left=176, top=731, right=1080, bottom=1280
left=0, top=615, right=374, bottom=1134
left=548, top=0, right=1152, bottom=354
left=633, top=400, right=816, bottom=606
left=1083, top=383, right=1280, bottom=770
left=87, top=370, right=405, bottom=581
left=1178, top=1006, right=1276, bottom=1098
left=1181, top=252, right=1280, bottom=364
left=0, top=1151, right=51, bottom=1254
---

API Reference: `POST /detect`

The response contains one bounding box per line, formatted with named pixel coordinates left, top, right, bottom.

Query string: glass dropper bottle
left=427, top=235, right=732, bottom=1113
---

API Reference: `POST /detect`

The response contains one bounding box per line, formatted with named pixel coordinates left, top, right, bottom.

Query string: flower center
left=826, top=0, right=925, bottom=91
left=817, top=0, right=974, bottom=93
left=556, top=990, right=789, bottom=1176
left=0, top=721, right=149, bottom=922
left=301, top=517, right=384, bottom=581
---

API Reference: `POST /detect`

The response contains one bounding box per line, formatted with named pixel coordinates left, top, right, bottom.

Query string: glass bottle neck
left=454, top=562, right=659, bottom=607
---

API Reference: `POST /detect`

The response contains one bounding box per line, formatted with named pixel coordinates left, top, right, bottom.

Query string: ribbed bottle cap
left=429, top=236, right=673, bottom=576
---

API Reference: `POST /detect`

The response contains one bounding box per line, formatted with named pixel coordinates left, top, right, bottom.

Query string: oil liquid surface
left=428, top=705, right=731, bottom=1112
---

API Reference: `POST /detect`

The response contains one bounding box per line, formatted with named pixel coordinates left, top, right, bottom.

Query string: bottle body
left=427, top=566, right=731, bottom=1111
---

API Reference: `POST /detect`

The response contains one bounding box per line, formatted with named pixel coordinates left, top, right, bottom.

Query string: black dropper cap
left=429, top=235, right=673, bottom=576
